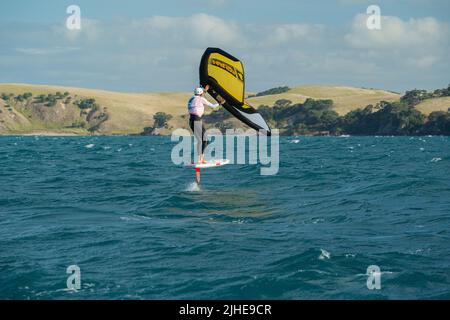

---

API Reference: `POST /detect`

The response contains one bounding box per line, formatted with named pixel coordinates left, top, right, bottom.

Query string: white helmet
left=194, top=87, right=204, bottom=95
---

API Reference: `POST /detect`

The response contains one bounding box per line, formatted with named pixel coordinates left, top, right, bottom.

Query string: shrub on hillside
left=76, top=98, right=99, bottom=110
left=248, top=86, right=290, bottom=98
left=153, top=112, right=172, bottom=128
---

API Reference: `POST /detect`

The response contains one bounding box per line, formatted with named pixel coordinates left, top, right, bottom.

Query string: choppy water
left=0, top=136, right=449, bottom=299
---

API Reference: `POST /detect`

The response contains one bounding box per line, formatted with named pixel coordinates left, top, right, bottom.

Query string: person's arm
left=203, top=85, right=226, bottom=106
left=201, top=97, right=219, bottom=109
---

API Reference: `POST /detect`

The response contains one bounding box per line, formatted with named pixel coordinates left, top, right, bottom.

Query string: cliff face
left=0, top=91, right=109, bottom=135
left=0, top=99, right=34, bottom=133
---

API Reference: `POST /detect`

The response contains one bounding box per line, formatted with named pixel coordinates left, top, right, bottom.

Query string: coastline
left=20, top=132, right=81, bottom=136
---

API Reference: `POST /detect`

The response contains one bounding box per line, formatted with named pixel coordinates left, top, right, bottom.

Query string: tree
left=401, top=89, right=436, bottom=106
left=320, top=109, right=339, bottom=128
left=257, top=105, right=273, bottom=121
left=274, top=99, right=292, bottom=109
left=45, top=95, right=57, bottom=107
left=0, top=93, right=10, bottom=101
left=444, top=84, right=450, bottom=97
left=255, top=86, right=290, bottom=97
left=36, top=94, right=46, bottom=103
left=423, top=111, right=450, bottom=135
left=76, top=98, right=98, bottom=110
left=153, top=112, right=172, bottom=128
left=204, top=108, right=231, bottom=123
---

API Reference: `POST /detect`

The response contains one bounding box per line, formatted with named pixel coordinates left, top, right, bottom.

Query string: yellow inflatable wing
left=200, top=48, right=271, bottom=135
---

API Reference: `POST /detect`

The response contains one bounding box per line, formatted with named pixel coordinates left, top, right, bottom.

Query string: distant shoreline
left=1, top=132, right=448, bottom=138
left=20, top=132, right=80, bottom=136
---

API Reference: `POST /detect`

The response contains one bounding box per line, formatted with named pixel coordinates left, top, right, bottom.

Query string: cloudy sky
left=1, top=0, right=449, bottom=92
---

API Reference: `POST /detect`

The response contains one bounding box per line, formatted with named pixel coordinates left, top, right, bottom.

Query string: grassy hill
left=247, top=85, right=401, bottom=115
left=415, top=97, right=450, bottom=115
left=0, top=83, right=448, bottom=135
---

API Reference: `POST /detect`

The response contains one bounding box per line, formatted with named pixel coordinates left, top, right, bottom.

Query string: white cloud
left=126, top=13, right=243, bottom=47
left=345, top=14, right=450, bottom=50
left=344, top=14, right=450, bottom=69
left=14, top=47, right=80, bottom=55
left=406, top=55, right=439, bottom=69
left=337, top=0, right=371, bottom=5
left=1, top=12, right=449, bottom=92
left=263, top=24, right=325, bottom=46
left=199, top=0, right=230, bottom=6
left=54, top=18, right=103, bottom=43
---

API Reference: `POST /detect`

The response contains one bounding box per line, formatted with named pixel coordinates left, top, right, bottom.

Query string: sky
left=0, top=0, right=449, bottom=92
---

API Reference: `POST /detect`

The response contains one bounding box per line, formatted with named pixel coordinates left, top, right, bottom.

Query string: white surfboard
left=186, top=159, right=230, bottom=169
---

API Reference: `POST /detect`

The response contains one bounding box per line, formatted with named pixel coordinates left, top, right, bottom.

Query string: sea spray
left=185, top=182, right=201, bottom=192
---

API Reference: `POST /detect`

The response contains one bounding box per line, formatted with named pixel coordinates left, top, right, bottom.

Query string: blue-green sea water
left=1, top=136, right=449, bottom=300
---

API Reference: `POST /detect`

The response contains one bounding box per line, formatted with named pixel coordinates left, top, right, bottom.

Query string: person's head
left=194, top=87, right=204, bottom=96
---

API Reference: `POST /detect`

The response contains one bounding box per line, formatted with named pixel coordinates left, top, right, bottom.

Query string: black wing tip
left=203, top=47, right=240, bottom=62
left=259, top=128, right=272, bottom=136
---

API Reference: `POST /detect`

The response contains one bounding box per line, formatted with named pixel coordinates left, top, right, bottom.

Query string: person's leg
left=201, top=122, right=209, bottom=162
left=191, top=117, right=203, bottom=163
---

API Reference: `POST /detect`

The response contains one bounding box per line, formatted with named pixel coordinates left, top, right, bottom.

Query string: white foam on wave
left=120, top=216, right=140, bottom=222
left=185, top=182, right=201, bottom=192
left=319, top=249, right=331, bottom=260
left=430, top=157, right=442, bottom=163
left=85, top=144, right=95, bottom=149
left=120, top=215, right=152, bottom=222
left=290, top=139, right=300, bottom=144
left=356, top=270, right=394, bottom=277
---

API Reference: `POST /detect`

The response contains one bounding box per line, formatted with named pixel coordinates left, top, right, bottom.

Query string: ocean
left=0, top=135, right=449, bottom=299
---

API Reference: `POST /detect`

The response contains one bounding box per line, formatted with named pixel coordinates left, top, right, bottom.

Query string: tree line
left=205, top=84, right=450, bottom=135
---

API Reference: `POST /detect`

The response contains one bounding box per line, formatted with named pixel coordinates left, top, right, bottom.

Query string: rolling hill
left=0, top=83, right=447, bottom=135
left=0, top=83, right=190, bottom=135
left=248, top=85, right=401, bottom=115
left=415, top=97, right=450, bottom=115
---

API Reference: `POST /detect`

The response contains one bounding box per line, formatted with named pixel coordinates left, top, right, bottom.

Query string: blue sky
left=1, top=0, right=449, bottom=92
